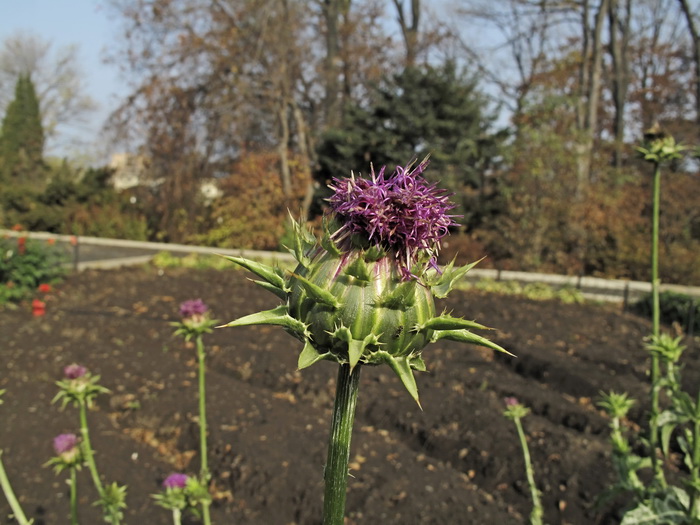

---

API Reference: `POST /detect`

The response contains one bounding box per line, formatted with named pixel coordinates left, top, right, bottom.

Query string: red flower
left=11, top=224, right=23, bottom=232
left=69, top=236, right=78, bottom=247
left=38, top=284, right=52, bottom=293
left=17, top=237, right=26, bottom=255
left=32, top=299, right=46, bottom=316
left=47, top=238, right=56, bottom=246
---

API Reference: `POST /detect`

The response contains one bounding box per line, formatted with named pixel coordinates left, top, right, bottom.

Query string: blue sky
left=1, top=0, right=126, bottom=159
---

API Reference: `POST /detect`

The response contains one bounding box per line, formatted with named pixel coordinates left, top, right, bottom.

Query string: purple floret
left=179, top=299, right=208, bottom=319
left=328, top=159, right=458, bottom=278
left=163, top=472, right=189, bottom=489
left=504, top=396, right=519, bottom=407
left=64, top=364, right=87, bottom=379
left=53, top=433, right=79, bottom=454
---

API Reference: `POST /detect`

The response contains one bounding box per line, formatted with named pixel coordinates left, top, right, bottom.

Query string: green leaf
left=620, top=487, right=690, bottom=525
left=409, top=354, right=427, bottom=372
left=375, top=281, right=416, bottom=310
left=374, top=351, right=421, bottom=407
left=250, top=279, right=287, bottom=300
left=430, top=258, right=482, bottom=298
left=431, top=329, right=514, bottom=356
left=287, top=213, right=317, bottom=266
left=220, top=255, right=287, bottom=291
left=417, top=313, right=490, bottom=332
left=219, top=304, right=308, bottom=338
left=291, top=273, right=341, bottom=309
left=298, top=340, right=331, bottom=369
left=344, top=256, right=371, bottom=283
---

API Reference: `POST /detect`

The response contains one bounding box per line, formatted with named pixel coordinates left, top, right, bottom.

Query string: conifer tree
left=0, top=73, right=45, bottom=183
left=315, top=62, right=507, bottom=227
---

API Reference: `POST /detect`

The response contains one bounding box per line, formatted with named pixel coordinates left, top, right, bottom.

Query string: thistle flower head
left=63, top=364, right=87, bottom=379
left=179, top=299, right=208, bottom=319
left=53, top=433, right=79, bottom=455
left=47, top=433, right=82, bottom=472
left=221, top=159, right=511, bottom=405
left=163, top=473, right=189, bottom=489
left=328, top=159, right=457, bottom=279
left=173, top=299, right=217, bottom=341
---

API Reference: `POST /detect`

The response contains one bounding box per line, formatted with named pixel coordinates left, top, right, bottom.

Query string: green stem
left=79, top=400, right=104, bottom=498
left=195, top=336, right=211, bottom=525
left=196, top=336, right=209, bottom=479
left=172, top=508, right=182, bottom=525
left=651, top=161, right=661, bottom=340
left=201, top=501, right=211, bottom=525
left=0, top=450, right=32, bottom=525
left=70, top=468, right=78, bottom=525
left=689, top=387, right=700, bottom=519
left=649, top=161, right=666, bottom=489
left=513, top=417, right=543, bottom=525
left=323, top=364, right=362, bottom=525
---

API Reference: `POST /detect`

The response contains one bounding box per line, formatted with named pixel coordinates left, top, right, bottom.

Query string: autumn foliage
left=198, top=151, right=312, bottom=251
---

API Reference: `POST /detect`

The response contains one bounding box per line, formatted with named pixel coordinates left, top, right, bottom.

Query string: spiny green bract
left=220, top=218, right=511, bottom=406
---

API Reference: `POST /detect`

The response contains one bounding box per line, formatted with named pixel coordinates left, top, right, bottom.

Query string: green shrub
left=0, top=236, right=68, bottom=304
left=631, top=290, right=700, bottom=333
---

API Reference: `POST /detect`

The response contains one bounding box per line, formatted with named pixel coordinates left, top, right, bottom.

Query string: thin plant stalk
left=648, top=161, right=666, bottom=489
left=79, top=399, right=104, bottom=498
left=323, top=364, right=362, bottom=525
left=512, top=416, right=544, bottom=525
left=690, top=386, right=700, bottom=520
left=196, top=335, right=209, bottom=480
left=79, top=400, right=122, bottom=525
left=171, top=508, right=182, bottom=525
left=70, top=468, right=78, bottom=525
left=195, top=335, right=212, bottom=525
left=0, top=450, right=32, bottom=525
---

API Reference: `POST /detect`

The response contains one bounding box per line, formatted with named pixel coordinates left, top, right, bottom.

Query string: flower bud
left=222, top=160, right=511, bottom=404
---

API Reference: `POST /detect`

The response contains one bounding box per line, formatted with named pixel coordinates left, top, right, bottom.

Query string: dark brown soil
left=1, top=265, right=696, bottom=524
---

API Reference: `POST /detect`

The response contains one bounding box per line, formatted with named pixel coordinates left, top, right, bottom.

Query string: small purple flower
left=163, top=472, right=189, bottom=489
left=53, top=433, right=79, bottom=455
left=328, top=159, right=457, bottom=279
left=179, top=299, right=208, bottom=319
left=63, top=364, right=87, bottom=379
left=504, top=396, right=519, bottom=407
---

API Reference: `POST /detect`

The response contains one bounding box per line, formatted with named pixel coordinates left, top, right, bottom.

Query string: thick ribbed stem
left=513, top=417, right=543, bottom=525
left=323, top=364, right=362, bottom=525
left=70, top=468, right=78, bottom=525
left=0, top=450, right=31, bottom=525
left=649, top=161, right=665, bottom=489
left=172, top=508, right=182, bottom=525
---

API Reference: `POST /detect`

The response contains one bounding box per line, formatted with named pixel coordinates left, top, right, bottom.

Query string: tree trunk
left=323, top=0, right=342, bottom=128
left=392, top=0, right=420, bottom=69
left=575, top=0, right=609, bottom=191
left=608, top=0, right=631, bottom=168
left=679, top=0, right=700, bottom=129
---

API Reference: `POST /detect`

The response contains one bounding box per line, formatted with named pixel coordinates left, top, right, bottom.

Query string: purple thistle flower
left=63, top=364, right=87, bottom=379
left=328, top=159, right=458, bottom=279
left=504, top=396, right=519, bottom=407
left=163, top=472, right=189, bottom=489
left=179, top=299, right=208, bottom=319
left=53, top=433, right=79, bottom=454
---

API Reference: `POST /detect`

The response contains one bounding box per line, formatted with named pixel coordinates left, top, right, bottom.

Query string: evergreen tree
left=0, top=73, right=45, bottom=183
left=315, top=62, right=507, bottom=227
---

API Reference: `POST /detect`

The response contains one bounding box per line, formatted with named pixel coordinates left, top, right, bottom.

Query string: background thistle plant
left=222, top=159, right=511, bottom=524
